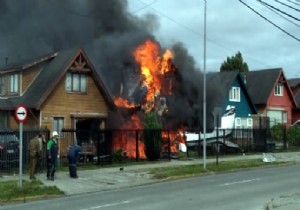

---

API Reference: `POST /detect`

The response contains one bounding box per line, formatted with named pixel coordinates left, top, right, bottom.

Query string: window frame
left=9, top=73, right=19, bottom=95
left=53, top=117, right=64, bottom=137
left=247, top=118, right=253, bottom=128
left=65, top=72, right=87, bottom=93
left=282, top=111, right=287, bottom=123
left=229, top=87, right=240, bottom=102
left=0, top=75, right=5, bottom=96
left=274, top=83, right=283, bottom=96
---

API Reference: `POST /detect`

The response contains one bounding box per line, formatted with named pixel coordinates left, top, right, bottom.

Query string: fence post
left=283, top=126, right=287, bottom=150
left=168, top=130, right=171, bottom=161
left=135, top=130, right=139, bottom=162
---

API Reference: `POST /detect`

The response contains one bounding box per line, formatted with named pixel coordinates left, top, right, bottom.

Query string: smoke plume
left=0, top=0, right=211, bottom=131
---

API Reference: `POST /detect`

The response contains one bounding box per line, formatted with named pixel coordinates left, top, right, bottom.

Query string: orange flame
left=133, top=39, right=174, bottom=111
left=114, top=97, right=136, bottom=108
left=112, top=39, right=182, bottom=160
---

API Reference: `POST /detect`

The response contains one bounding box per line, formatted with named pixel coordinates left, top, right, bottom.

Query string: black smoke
left=0, top=0, right=212, bottom=131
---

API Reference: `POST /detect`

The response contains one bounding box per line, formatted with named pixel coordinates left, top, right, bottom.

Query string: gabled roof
left=0, top=48, right=116, bottom=110
left=288, top=78, right=300, bottom=89
left=0, top=52, right=58, bottom=74
left=288, top=78, right=300, bottom=107
left=243, top=68, right=297, bottom=107
left=206, top=71, right=256, bottom=112
left=203, top=71, right=257, bottom=129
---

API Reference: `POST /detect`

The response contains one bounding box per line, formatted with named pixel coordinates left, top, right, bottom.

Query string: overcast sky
left=128, top=0, right=300, bottom=79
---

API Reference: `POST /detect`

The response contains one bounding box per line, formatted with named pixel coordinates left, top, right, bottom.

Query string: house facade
left=206, top=71, right=257, bottom=129
left=243, top=68, right=297, bottom=128
left=0, top=48, right=116, bottom=155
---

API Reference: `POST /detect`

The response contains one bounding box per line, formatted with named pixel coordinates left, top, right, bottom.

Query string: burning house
left=0, top=0, right=212, bottom=160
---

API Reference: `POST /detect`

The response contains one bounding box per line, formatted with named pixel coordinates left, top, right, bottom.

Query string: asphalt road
left=2, top=164, right=299, bottom=210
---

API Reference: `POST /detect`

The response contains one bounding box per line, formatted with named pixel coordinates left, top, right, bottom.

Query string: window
left=274, top=84, right=283, bottom=96
left=53, top=117, right=64, bottom=137
left=235, top=118, right=241, bottom=128
left=247, top=118, right=253, bottom=128
left=229, top=87, right=240, bottom=102
left=9, top=74, right=19, bottom=94
left=0, top=76, right=5, bottom=95
left=282, top=111, right=287, bottom=123
left=66, top=72, right=87, bottom=93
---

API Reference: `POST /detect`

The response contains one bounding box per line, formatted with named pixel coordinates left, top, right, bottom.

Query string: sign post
left=15, top=105, right=28, bottom=188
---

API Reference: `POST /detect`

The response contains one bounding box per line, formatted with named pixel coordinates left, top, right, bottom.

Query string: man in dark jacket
left=29, top=135, right=41, bottom=180
left=67, top=145, right=81, bottom=178
left=46, top=131, right=59, bottom=181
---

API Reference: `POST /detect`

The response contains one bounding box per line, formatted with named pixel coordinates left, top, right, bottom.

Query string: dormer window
left=229, top=87, right=240, bottom=102
left=0, top=76, right=5, bottom=95
left=9, top=73, right=19, bottom=95
left=274, top=83, right=283, bottom=96
left=66, top=72, right=87, bottom=93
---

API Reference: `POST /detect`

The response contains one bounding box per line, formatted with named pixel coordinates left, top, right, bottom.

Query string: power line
left=272, top=0, right=300, bottom=12
left=135, top=0, right=273, bottom=69
left=261, top=1, right=300, bottom=27
left=239, top=0, right=300, bottom=42
left=286, top=0, right=300, bottom=7
left=257, top=0, right=300, bottom=22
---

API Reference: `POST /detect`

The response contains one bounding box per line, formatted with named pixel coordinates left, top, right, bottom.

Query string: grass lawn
left=149, top=159, right=292, bottom=179
left=0, top=180, right=63, bottom=203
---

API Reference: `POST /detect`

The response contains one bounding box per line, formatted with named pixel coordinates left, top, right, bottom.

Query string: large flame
left=133, top=39, right=174, bottom=110
left=112, top=39, right=183, bottom=159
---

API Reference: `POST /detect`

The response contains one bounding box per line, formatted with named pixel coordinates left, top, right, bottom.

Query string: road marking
left=82, top=200, right=130, bottom=210
left=218, top=178, right=261, bottom=187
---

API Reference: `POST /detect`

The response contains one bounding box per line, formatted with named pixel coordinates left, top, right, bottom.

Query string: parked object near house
left=183, top=106, right=240, bottom=153
left=0, top=129, right=19, bottom=168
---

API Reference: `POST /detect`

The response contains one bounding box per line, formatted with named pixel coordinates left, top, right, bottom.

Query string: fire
left=133, top=39, right=174, bottom=109
left=114, top=97, right=136, bottom=109
left=113, top=39, right=184, bottom=160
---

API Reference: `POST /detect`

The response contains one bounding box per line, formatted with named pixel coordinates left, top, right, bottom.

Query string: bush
left=113, top=149, right=124, bottom=162
left=143, top=111, right=162, bottom=161
left=270, top=124, right=284, bottom=142
left=287, top=125, right=300, bottom=146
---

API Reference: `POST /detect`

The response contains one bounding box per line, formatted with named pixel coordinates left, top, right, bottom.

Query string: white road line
left=82, top=200, right=130, bottom=210
left=218, top=178, right=261, bottom=187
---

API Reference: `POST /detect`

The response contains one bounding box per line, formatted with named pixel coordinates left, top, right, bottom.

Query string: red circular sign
left=15, top=105, right=28, bottom=123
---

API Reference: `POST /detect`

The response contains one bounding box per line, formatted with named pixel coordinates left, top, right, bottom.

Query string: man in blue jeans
left=67, top=145, right=81, bottom=178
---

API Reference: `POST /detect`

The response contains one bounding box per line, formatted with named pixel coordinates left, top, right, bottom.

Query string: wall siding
left=40, top=73, right=109, bottom=131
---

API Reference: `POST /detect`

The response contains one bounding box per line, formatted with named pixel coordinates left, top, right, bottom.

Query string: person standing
left=29, top=135, right=41, bottom=180
left=67, top=145, right=81, bottom=178
left=46, top=131, right=59, bottom=181
left=35, top=134, right=46, bottom=174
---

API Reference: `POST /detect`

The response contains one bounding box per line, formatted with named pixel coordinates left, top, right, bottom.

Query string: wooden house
left=243, top=68, right=297, bottom=127
left=0, top=48, right=116, bottom=155
left=206, top=71, right=257, bottom=130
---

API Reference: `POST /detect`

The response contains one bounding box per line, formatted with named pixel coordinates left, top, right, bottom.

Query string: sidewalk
left=2, top=152, right=300, bottom=209
left=43, top=152, right=300, bottom=195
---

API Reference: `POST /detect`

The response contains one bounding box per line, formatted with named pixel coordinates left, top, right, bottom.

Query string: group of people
left=29, top=131, right=81, bottom=181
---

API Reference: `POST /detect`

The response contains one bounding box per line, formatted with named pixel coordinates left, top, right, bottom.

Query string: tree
left=143, top=111, right=162, bottom=161
left=220, top=51, right=249, bottom=72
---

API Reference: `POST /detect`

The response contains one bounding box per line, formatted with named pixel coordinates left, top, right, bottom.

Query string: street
left=2, top=164, right=299, bottom=210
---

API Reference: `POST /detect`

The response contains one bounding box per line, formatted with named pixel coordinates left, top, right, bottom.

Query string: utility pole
left=203, top=0, right=207, bottom=170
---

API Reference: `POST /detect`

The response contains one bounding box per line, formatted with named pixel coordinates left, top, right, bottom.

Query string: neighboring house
left=0, top=48, right=116, bottom=154
left=287, top=78, right=300, bottom=124
left=243, top=68, right=297, bottom=127
left=206, top=71, right=257, bottom=130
